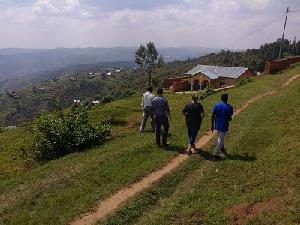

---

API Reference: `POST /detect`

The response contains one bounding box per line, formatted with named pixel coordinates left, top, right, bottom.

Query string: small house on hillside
left=164, top=65, right=256, bottom=92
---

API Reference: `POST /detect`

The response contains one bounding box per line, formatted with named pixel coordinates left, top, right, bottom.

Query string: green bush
left=32, top=107, right=110, bottom=161
left=200, top=84, right=215, bottom=99
left=236, top=77, right=254, bottom=86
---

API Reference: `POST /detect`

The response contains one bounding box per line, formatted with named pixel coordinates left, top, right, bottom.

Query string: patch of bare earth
left=225, top=197, right=281, bottom=225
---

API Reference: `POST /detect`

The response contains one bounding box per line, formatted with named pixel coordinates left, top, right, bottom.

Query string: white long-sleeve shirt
left=141, top=91, right=155, bottom=108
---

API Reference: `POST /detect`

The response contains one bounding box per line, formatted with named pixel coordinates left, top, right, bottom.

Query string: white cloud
left=0, top=0, right=297, bottom=49
left=32, top=0, right=80, bottom=14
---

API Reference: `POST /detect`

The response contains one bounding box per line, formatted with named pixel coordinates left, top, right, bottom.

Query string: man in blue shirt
left=152, top=88, right=171, bottom=148
left=211, top=93, right=233, bottom=160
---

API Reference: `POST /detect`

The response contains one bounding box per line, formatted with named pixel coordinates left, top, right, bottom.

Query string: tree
left=135, top=42, right=159, bottom=86
left=157, top=55, right=165, bottom=68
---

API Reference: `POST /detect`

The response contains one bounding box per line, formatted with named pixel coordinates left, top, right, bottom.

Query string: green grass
left=98, top=68, right=300, bottom=225
left=0, top=63, right=299, bottom=225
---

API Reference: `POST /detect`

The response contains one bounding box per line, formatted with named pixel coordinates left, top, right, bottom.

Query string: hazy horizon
left=0, top=0, right=299, bottom=49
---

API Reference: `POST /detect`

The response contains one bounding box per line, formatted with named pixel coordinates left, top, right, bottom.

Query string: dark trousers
left=154, top=115, right=169, bottom=146
left=187, top=123, right=200, bottom=146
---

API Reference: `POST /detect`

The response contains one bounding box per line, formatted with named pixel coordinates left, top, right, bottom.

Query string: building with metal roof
left=186, top=65, right=249, bottom=79
left=164, top=64, right=256, bottom=92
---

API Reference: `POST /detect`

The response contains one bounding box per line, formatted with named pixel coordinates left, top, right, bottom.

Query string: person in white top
left=140, top=87, right=155, bottom=132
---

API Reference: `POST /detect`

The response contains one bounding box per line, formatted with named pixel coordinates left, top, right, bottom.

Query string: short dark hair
left=147, top=87, right=153, bottom=92
left=157, top=88, right=163, bottom=95
left=221, top=93, right=228, bottom=102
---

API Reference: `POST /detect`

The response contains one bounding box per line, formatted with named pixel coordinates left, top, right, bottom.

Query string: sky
left=0, top=0, right=299, bottom=49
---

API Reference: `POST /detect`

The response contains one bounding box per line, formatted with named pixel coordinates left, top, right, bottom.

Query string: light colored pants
left=215, top=131, right=226, bottom=156
left=140, top=107, right=154, bottom=131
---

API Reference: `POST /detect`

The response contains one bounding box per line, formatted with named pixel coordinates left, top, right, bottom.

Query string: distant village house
left=164, top=65, right=256, bottom=92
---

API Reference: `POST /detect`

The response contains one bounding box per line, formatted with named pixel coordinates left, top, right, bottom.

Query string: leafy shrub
left=200, top=84, right=215, bottom=99
left=81, top=98, right=93, bottom=109
left=102, top=95, right=113, bottom=104
left=236, top=77, right=254, bottom=86
left=32, top=106, right=110, bottom=161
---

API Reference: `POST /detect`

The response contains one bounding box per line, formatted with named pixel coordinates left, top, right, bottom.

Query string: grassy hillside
left=0, top=63, right=299, bottom=225
left=99, top=65, right=300, bottom=225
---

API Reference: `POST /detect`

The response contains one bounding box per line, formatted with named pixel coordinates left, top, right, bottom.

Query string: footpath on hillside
left=69, top=74, right=299, bottom=225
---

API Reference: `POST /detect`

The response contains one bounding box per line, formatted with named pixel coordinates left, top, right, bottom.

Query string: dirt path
left=69, top=75, right=299, bottom=225
left=284, top=74, right=299, bottom=86
left=70, top=155, right=188, bottom=225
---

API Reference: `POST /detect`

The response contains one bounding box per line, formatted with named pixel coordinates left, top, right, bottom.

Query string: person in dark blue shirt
left=152, top=88, right=171, bottom=148
left=183, top=94, right=205, bottom=155
left=211, top=93, right=233, bottom=160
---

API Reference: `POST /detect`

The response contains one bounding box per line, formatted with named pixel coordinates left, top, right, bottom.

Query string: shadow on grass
left=163, top=144, right=186, bottom=153
left=196, top=149, right=257, bottom=162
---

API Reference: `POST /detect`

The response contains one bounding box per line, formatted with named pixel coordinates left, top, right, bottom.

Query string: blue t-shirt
left=213, top=102, right=233, bottom=132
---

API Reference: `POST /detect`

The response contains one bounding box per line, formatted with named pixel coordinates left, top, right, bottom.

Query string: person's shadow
left=164, top=144, right=186, bottom=153
left=196, top=148, right=257, bottom=162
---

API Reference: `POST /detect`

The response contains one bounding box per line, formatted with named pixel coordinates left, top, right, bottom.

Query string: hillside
left=0, top=63, right=299, bottom=225
left=0, top=47, right=217, bottom=80
left=1, top=39, right=299, bottom=126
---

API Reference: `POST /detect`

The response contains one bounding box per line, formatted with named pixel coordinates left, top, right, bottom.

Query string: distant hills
left=0, top=47, right=218, bottom=81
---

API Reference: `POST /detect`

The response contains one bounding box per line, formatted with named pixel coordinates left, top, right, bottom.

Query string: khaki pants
left=215, top=131, right=226, bottom=156
left=140, top=107, right=154, bottom=131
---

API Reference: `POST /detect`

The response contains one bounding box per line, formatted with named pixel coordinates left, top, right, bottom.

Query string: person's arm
left=211, top=106, right=216, bottom=132
left=141, top=95, right=144, bottom=108
left=200, top=104, right=205, bottom=120
left=228, top=105, right=233, bottom=121
left=166, top=100, right=171, bottom=120
left=182, top=105, right=187, bottom=116
left=201, top=111, right=205, bottom=120
left=211, top=112, right=216, bottom=132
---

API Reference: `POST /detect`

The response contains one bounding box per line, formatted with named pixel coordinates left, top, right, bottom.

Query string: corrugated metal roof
left=186, top=65, right=249, bottom=79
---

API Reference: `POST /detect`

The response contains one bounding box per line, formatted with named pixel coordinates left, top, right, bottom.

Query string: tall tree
left=135, top=42, right=159, bottom=86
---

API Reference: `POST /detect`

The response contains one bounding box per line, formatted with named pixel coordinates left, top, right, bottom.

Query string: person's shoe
left=214, top=155, right=222, bottom=161
left=187, top=145, right=192, bottom=155
left=162, top=142, right=170, bottom=149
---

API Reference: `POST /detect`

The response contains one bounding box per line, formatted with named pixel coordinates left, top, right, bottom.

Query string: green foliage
left=81, top=98, right=93, bottom=109
left=200, top=84, right=215, bottom=99
left=236, top=77, right=254, bottom=86
left=135, top=42, right=159, bottom=85
left=32, top=107, right=110, bottom=161
left=197, top=38, right=300, bottom=72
